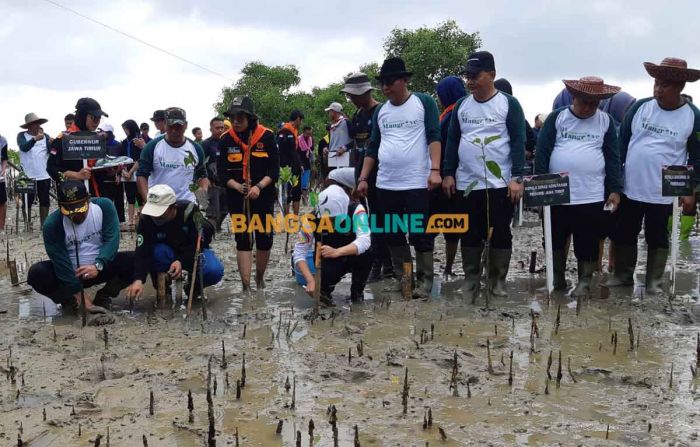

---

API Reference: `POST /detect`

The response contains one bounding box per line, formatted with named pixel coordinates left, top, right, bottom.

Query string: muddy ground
left=0, top=204, right=699, bottom=446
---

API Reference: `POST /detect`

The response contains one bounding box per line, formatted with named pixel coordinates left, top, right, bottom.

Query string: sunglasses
left=380, top=76, right=402, bottom=87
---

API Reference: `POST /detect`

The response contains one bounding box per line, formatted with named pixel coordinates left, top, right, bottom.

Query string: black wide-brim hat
left=375, top=57, right=412, bottom=80
left=224, top=96, right=257, bottom=118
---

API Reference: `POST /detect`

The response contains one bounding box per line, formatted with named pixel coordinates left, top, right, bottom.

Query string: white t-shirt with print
left=63, top=203, right=103, bottom=269
left=624, top=100, right=696, bottom=204
left=149, top=138, right=199, bottom=202
left=454, top=92, right=512, bottom=190
left=549, top=108, right=610, bottom=205
left=376, top=94, right=430, bottom=191
left=20, top=133, right=50, bottom=180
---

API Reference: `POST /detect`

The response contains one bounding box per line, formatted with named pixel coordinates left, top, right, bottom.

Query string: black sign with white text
left=524, top=173, right=571, bottom=207
left=661, top=165, right=693, bottom=197
left=62, top=132, right=106, bottom=160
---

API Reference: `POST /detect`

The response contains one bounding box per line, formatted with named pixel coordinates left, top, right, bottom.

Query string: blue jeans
left=293, top=250, right=316, bottom=286
left=153, top=243, right=224, bottom=287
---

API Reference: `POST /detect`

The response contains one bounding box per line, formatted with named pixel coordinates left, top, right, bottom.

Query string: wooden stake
left=487, top=338, right=494, bottom=373
left=240, top=353, right=246, bottom=388
left=402, top=262, right=413, bottom=300
left=508, top=351, right=514, bottom=386
left=187, top=390, right=194, bottom=423
left=149, top=390, right=154, bottom=416
left=627, top=318, right=634, bottom=352
left=556, top=351, right=562, bottom=388
left=401, top=367, right=409, bottom=414
left=236, top=379, right=241, bottom=400
left=9, top=260, right=18, bottom=286
left=669, top=363, right=674, bottom=389
left=221, top=340, right=227, bottom=369
left=156, top=272, right=167, bottom=308
left=613, top=331, right=618, bottom=355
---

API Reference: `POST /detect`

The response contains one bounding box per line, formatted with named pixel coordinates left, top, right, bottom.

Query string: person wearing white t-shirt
left=606, top=57, right=700, bottom=293
left=535, top=77, right=623, bottom=297
left=17, top=112, right=52, bottom=228
left=137, top=107, right=209, bottom=204
left=442, top=51, right=526, bottom=300
left=356, top=57, right=442, bottom=299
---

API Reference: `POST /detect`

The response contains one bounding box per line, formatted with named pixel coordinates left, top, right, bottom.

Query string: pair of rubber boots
left=605, top=245, right=668, bottom=294
left=384, top=246, right=434, bottom=299
left=367, top=257, right=395, bottom=283
left=551, top=251, right=596, bottom=297
left=461, top=246, right=511, bottom=300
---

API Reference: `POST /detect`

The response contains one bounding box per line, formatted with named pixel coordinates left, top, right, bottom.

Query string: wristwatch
left=95, top=261, right=104, bottom=272
left=512, top=176, right=524, bottom=184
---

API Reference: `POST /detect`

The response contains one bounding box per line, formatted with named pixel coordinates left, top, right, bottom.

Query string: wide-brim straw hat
left=643, top=57, right=700, bottom=82
left=20, top=112, right=48, bottom=129
left=562, top=76, right=621, bottom=100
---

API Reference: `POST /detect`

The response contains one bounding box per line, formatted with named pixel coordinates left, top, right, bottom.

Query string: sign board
left=14, top=178, right=36, bottom=195
left=662, top=165, right=693, bottom=197
left=523, top=173, right=571, bottom=207
left=62, top=131, right=106, bottom=160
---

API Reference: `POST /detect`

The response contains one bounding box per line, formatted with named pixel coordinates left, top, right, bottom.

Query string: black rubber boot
left=367, top=259, right=383, bottom=283
left=461, top=245, right=483, bottom=301
left=604, top=244, right=637, bottom=287
left=488, top=248, right=511, bottom=297
left=384, top=245, right=412, bottom=293
left=571, top=260, right=597, bottom=297
left=645, top=248, right=668, bottom=294
left=552, top=250, right=568, bottom=291
left=414, top=251, right=434, bottom=299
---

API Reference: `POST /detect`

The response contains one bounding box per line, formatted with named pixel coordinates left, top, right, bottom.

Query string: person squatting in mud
left=293, top=168, right=372, bottom=306
left=125, top=184, right=224, bottom=300
left=218, top=96, right=280, bottom=291
left=27, top=180, right=135, bottom=312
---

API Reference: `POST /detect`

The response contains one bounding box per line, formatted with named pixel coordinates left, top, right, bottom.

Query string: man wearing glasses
left=442, top=51, right=527, bottom=300
left=356, top=57, right=442, bottom=299
left=137, top=107, right=209, bottom=204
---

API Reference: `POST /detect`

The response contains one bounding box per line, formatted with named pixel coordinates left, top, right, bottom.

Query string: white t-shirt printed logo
left=559, top=127, right=602, bottom=142
left=381, top=119, right=422, bottom=130
left=149, top=139, right=199, bottom=203
left=640, top=119, right=679, bottom=138
left=63, top=204, right=103, bottom=269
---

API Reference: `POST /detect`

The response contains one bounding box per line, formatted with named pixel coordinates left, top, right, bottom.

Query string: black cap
left=494, top=78, right=512, bottom=95
left=150, top=110, right=165, bottom=121
left=164, top=107, right=187, bottom=126
left=289, top=110, right=304, bottom=121
left=57, top=181, right=89, bottom=215
left=75, top=97, right=108, bottom=118
left=224, top=96, right=256, bottom=118
left=460, top=51, right=496, bottom=77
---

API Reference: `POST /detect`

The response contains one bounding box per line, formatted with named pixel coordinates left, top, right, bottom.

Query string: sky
left=1, top=0, right=699, bottom=142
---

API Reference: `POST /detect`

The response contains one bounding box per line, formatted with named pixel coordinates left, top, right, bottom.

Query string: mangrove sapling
left=241, top=353, right=246, bottom=388
left=308, top=419, right=315, bottom=442
left=187, top=390, right=194, bottom=423
left=221, top=340, right=227, bottom=369
left=567, top=357, right=577, bottom=383
left=402, top=367, right=409, bottom=415
left=290, top=376, right=296, bottom=409
left=628, top=318, right=634, bottom=352
left=486, top=338, right=494, bottom=374
left=207, top=388, right=216, bottom=446
left=508, top=351, right=514, bottom=387
left=556, top=351, right=562, bottom=388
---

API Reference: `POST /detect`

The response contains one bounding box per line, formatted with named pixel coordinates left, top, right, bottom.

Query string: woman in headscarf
left=120, top=119, right=146, bottom=230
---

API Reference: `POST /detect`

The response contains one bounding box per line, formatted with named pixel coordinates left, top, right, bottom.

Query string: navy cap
left=460, top=51, right=496, bottom=77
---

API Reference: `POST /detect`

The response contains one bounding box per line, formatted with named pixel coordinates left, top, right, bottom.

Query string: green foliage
left=463, top=179, right=478, bottom=199
left=484, top=135, right=501, bottom=146
left=485, top=160, right=502, bottom=180
left=471, top=136, right=507, bottom=184
left=277, top=166, right=299, bottom=187
left=7, top=149, right=19, bottom=169
left=384, top=20, right=481, bottom=95
left=309, top=191, right=319, bottom=208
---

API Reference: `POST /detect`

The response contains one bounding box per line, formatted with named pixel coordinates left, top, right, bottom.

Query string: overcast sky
left=1, top=0, right=699, bottom=141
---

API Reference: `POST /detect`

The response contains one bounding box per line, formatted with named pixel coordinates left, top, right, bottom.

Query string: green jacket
left=42, top=198, right=120, bottom=294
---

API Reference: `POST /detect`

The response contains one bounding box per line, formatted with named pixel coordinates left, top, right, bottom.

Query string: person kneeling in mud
left=28, top=181, right=134, bottom=312
left=125, top=184, right=224, bottom=300
left=293, top=168, right=372, bottom=306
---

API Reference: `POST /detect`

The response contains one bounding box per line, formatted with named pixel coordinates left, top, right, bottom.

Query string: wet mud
left=1, top=209, right=699, bottom=446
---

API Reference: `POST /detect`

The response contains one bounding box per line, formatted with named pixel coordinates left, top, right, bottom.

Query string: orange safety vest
left=439, top=103, right=456, bottom=122
left=281, top=122, right=299, bottom=149
left=227, top=124, right=270, bottom=182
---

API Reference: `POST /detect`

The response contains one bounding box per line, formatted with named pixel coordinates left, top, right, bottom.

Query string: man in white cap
left=606, top=57, right=700, bottom=293
left=342, top=72, right=394, bottom=282
left=125, top=184, right=223, bottom=300
left=17, top=112, right=52, bottom=228
left=293, top=167, right=372, bottom=306
left=324, top=102, right=352, bottom=171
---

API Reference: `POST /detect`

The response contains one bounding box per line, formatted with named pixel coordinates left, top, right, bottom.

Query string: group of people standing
left=8, top=49, right=700, bottom=311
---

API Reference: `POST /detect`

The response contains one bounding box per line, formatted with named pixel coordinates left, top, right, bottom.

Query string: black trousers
left=612, top=194, right=673, bottom=249
left=366, top=181, right=390, bottom=262
left=101, top=181, right=125, bottom=223
left=377, top=188, right=433, bottom=253
left=322, top=250, right=373, bottom=297
left=456, top=187, right=514, bottom=249
left=123, top=182, right=142, bottom=206
left=551, top=202, right=607, bottom=262
left=429, top=188, right=460, bottom=243
left=25, top=178, right=51, bottom=209
left=228, top=191, right=274, bottom=251
left=27, top=251, right=135, bottom=306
